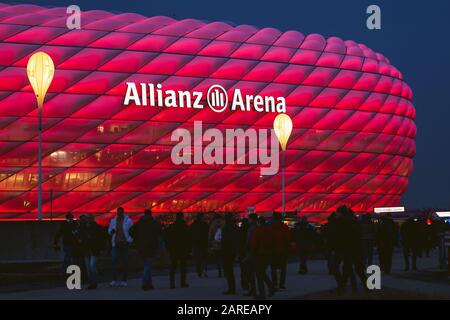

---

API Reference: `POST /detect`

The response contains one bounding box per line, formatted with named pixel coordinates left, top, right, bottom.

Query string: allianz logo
left=123, top=82, right=286, bottom=113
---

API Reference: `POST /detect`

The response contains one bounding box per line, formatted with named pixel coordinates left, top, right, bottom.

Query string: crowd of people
left=53, top=205, right=449, bottom=298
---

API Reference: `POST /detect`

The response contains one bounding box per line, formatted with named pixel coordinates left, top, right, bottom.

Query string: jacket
left=250, top=225, right=274, bottom=256
left=83, top=222, right=105, bottom=256
left=293, top=222, right=316, bottom=251
left=377, top=218, right=398, bottom=248
left=270, top=221, right=291, bottom=254
left=190, top=220, right=209, bottom=251
left=108, top=215, right=134, bottom=246
left=221, top=222, right=240, bottom=256
left=131, top=215, right=161, bottom=257
left=54, top=220, right=78, bottom=247
left=165, top=220, right=191, bottom=258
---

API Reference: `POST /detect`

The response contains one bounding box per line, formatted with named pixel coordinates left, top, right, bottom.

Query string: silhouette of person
left=376, top=213, right=397, bottom=274
left=208, top=213, right=224, bottom=277
left=270, top=212, right=291, bottom=289
left=293, top=216, right=315, bottom=274
left=165, top=212, right=191, bottom=288
left=321, top=212, right=337, bottom=274
left=54, top=213, right=78, bottom=273
left=83, top=215, right=104, bottom=290
left=221, top=214, right=240, bottom=294
left=361, top=213, right=375, bottom=266
left=251, top=216, right=275, bottom=300
left=401, top=217, right=421, bottom=271
left=243, top=213, right=258, bottom=297
left=130, top=209, right=162, bottom=290
left=339, top=208, right=367, bottom=293
left=108, top=207, right=134, bottom=287
left=238, top=217, right=249, bottom=291
left=190, top=212, right=210, bottom=278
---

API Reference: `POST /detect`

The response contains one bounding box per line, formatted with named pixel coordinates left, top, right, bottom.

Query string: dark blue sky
left=7, top=0, right=450, bottom=209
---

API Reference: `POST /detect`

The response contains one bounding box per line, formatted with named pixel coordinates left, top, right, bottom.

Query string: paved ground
left=1, top=251, right=448, bottom=300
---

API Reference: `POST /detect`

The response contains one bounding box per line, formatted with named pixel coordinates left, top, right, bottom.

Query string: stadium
left=0, top=3, right=416, bottom=223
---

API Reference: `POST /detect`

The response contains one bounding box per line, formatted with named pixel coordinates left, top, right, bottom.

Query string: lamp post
left=27, top=52, right=55, bottom=221
left=273, top=113, right=293, bottom=216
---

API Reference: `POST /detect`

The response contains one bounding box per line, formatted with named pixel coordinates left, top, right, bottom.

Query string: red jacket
left=250, top=225, right=274, bottom=256
left=270, top=221, right=291, bottom=254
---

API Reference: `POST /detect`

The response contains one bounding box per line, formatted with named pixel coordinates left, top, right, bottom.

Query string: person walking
left=190, top=212, right=210, bottom=278
left=54, top=213, right=78, bottom=273
left=131, top=209, right=162, bottom=291
left=376, top=213, right=398, bottom=274
left=270, top=212, right=291, bottom=290
left=401, top=217, right=421, bottom=271
left=165, top=212, right=191, bottom=288
left=436, top=219, right=448, bottom=269
left=208, top=214, right=224, bottom=277
left=251, top=216, right=275, bottom=300
left=361, top=213, right=376, bottom=266
left=293, top=216, right=315, bottom=274
left=238, top=218, right=249, bottom=291
left=339, top=208, right=367, bottom=293
left=321, top=212, right=337, bottom=274
left=108, top=207, right=133, bottom=287
left=221, top=214, right=240, bottom=294
left=243, top=213, right=258, bottom=297
left=75, top=215, right=88, bottom=277
left=83, top=215, right=104, bottom=290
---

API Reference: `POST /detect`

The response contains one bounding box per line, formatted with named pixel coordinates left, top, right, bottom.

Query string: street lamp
left=27, top=52, right=55, bottom=221
left=273, top=113, right=293, bottom=216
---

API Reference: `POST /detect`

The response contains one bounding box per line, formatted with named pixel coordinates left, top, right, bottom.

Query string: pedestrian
left=208, top=213, right=224, bottom=277
left=339, top=208, right=367, bottom=293
left=243, top=213, right=258, bottom=297
left=376, top=213, right=397, bottom=274
left=424, top=219, right=434, bottom=257
left=321, top=212, right=337, bottom=274
left=436, top=219, right=448, bottom=268
left=190, top=212, right=209, bottom=278
left=54, top=213, right=78, bottom=273
left=251, top=216, right=275, bottom=300
left=165, top=212, right=191, bottom=288
left=108, top=207, right=133, bottom=287
left=130, top=209, right=162, bottom=291
left=270, top=212, right=291, bottom=290
left=361, top=213, right=375, bottom=266
left=221, top=214, right=240, bottom=294
left=293, top=216, right=315, bottom=274
left=238, top=218, right=249, bottom=291
left=83, top=215, right=104, bottom=290
left=75, top=215, right=88, bottom=277
left=400, top=217, right=421, bottom=271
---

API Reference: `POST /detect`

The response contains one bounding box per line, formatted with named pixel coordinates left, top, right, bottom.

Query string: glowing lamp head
left=273, top=113, right=293, bottom=151
left=26, top=52, right=54, bottom=108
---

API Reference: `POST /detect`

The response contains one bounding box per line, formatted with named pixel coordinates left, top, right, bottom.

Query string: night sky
left=4, top=0, right=450, bottom=209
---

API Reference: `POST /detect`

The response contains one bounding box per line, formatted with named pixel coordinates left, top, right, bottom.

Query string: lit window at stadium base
left=171, top=121, right=280, bottom=176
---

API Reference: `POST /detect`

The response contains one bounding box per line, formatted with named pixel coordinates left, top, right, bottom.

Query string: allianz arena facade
left=0, top=3, right=416, bottom=223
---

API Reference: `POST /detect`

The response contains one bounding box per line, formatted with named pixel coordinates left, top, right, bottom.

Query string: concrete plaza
left=1, top=251, right=449, bottom=300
